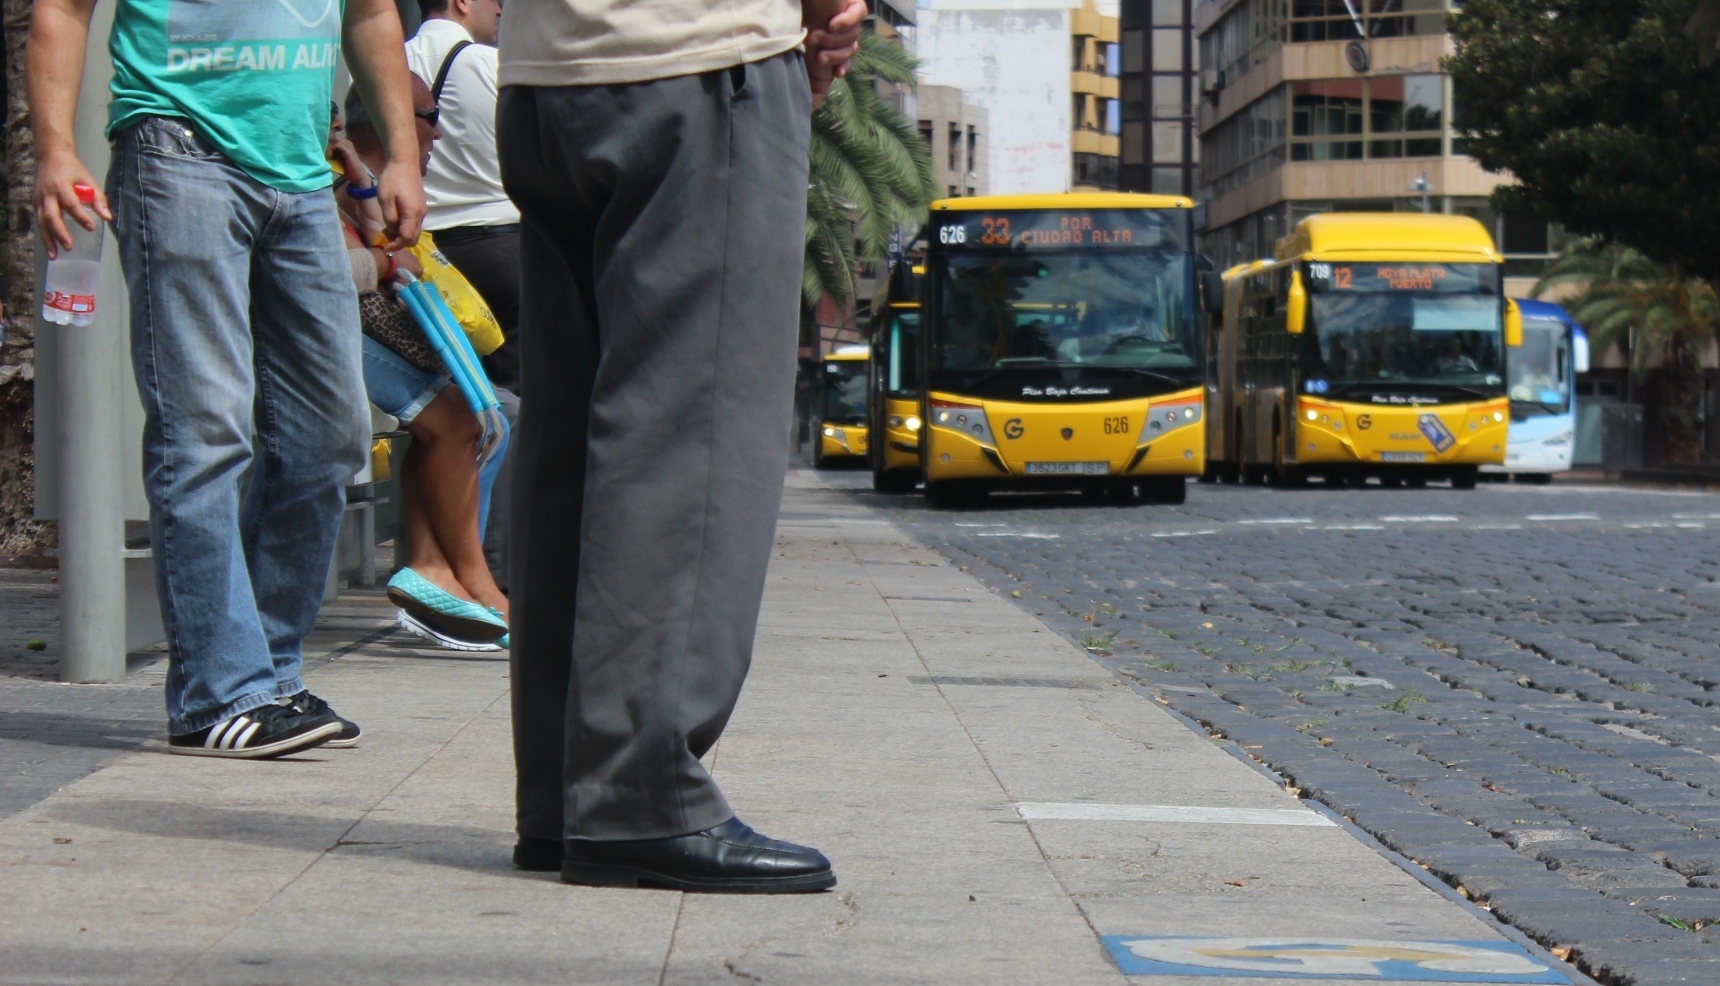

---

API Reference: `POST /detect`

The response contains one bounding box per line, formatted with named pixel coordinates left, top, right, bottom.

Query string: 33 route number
left=1104, top=416, right=1130, bottom=435
left=938, top=224, right=966, bottom=245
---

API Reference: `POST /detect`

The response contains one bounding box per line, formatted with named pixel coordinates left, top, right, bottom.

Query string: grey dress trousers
left=498, top=51, right=812, bottom=842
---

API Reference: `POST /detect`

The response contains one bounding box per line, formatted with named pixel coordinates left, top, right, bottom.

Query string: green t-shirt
left=108, top=0, right=345, bottom=193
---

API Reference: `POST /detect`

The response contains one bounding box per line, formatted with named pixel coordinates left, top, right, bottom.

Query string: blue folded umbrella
left=394, top=271, right=505, bottom=465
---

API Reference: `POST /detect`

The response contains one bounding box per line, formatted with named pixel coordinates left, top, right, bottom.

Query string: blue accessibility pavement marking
left=1101, top=937, right=1567, bottom=982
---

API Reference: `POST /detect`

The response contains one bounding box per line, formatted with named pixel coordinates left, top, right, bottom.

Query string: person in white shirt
left=405, top=0, right=521, bottom=395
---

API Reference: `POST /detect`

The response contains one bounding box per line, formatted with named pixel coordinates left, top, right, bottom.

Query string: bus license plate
left=1380, top=452, right=1427, bottom=463
left=1027, top=461, right=1110, bottom=475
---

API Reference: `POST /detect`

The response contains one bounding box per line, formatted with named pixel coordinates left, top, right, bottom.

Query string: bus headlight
left=1494, top=411, right=1505, bottom=422
left=822, top=426, right=835, bottom=437
left=905, top=416, right=922, bottom=431
left=888, top=416, right=903, bottom=427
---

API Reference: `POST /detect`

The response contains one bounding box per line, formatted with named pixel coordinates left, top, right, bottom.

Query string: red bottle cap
left=73, top=184, right=97, bottom=205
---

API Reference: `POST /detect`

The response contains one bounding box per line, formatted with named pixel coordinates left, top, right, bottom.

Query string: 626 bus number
left=938, top=224, right=966, bottom=245
left=1104, top=416, right=1130, bottom=435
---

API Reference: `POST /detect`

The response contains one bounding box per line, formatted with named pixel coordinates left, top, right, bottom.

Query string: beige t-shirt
left=498, top=0, right=807, bottom=87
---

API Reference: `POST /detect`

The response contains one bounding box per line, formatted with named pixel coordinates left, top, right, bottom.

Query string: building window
left=1072, top=152, right=1120, bottom=190
left=1153, top=28, right=1183, bottom=72
left=1106, top=98, right=1122, bottom=135
left=949, top=123, right=961, bottom=170
left=1282, top=77, right=1442, bottom=161
left=966, top=126, right=978, bottom=175
left=1104, top=41, right=1121, bottom=76
left=1289, top=0, right=1446, bottom=42
left=918, top=119, right=933, bottom=158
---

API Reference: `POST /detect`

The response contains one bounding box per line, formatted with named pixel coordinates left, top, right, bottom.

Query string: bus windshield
left=934, top=251, right=1196, bottom=375
left=822, top=359, right=867, bottom=425
left=1510, top=317, right=1570, bottom=415
left=1302, top=262, right=1505, bottom=394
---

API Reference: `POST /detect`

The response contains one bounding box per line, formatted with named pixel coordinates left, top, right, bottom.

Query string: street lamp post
left=1409, top=172, right=1431, bottom=214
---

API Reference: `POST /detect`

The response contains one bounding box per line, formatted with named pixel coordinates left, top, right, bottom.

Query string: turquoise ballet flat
left=386, top=568, right=508, bottom=642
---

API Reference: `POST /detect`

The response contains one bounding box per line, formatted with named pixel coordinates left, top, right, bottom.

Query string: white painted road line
left=1237, top=518, right=1314, bottom=525
left=1016, top=803, right=1337, bottom=826
left=1678, top=522, right=1707, bottom=529
left=1324, top=523, right=1385, bottom=531
left=974, top=531, right=1061, bottom=538
left=1526, top=513, right=1599, bottom=521
left=1379, top=515, right=1461, bottom=522
left=1626, top=522, right=1669, bottom=529
left=1151, top=529, right=1219, bottom=538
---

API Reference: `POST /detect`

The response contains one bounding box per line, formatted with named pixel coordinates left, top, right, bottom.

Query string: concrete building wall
left=918, top=85, right=992, bottom=198
left=915, top=0, right=1083, bottom=194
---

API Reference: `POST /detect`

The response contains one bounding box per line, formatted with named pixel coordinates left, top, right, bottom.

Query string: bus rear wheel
left=873, top=467, right=917, bottom=494
left=1143, top=476, right=1187, bottom=504
left=926, top=480, right=988, bottom=509
left=1450, top=466, right=1479, bottom=490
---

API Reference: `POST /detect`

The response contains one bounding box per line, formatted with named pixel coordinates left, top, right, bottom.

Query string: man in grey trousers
left=498, top=0, right=865, bottom=891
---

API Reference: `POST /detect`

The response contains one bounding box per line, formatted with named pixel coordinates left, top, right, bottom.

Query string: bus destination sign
left=934, top=209, right=1183, bottom=251
left=1307, top=262, right=1495, bottom=294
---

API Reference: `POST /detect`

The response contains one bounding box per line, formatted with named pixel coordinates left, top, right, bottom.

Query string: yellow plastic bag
left=408, top=231, right=504, bottom=357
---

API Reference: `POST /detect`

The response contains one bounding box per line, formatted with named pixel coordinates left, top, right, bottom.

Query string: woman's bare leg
left=403, top=388, right=510, bottom=618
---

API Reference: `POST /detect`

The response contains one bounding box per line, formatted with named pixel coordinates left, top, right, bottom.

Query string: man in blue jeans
left=28, top=0, right=427, bottom=758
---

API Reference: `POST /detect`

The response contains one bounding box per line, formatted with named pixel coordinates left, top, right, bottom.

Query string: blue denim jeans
left=108, top=117, right=368, bottom=735
left=360, top=334, right=510, bottom=532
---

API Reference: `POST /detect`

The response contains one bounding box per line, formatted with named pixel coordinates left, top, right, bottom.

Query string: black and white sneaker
left=285, top=690, right=361, bottom=748
left=168, top=704, right=341, bottom=759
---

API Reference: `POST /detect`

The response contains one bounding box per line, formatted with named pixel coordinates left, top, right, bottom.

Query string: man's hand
left=373, top=162, right=426, bottom=252
left=35, top=147, right=110, bottom=259
left=804, top=0, right=867, bottom=109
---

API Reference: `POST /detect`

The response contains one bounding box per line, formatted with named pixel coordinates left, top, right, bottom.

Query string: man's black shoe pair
left=518, top=818, right=836, bottom=893
left=168, top=703, right=340, bottom=758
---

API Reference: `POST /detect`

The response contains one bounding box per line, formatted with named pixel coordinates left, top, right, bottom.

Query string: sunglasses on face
left=416, top=107, right=440, bottom=129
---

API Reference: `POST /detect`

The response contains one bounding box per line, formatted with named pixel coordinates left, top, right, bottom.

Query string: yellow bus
left=1205, top=213, right=1518, bottom=488
left=867, top=261, right=924, bottom=493
left=915, top=193, right=1215, bottom=507
left=813, top=345, right=870, bottom=468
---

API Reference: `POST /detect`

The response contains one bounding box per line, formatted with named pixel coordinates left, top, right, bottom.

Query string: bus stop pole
left=56, top=0, right=127, bottom=683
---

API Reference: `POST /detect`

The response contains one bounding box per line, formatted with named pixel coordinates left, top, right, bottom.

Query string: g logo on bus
left=1004, top=418, right=1024, bottom=439
left=1060, top=427, right=1075, bottom=440
left=1356, top=414, right=1373, bottom=430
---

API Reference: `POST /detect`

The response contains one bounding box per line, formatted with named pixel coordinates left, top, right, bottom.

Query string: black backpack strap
left=431, top=40, right=474, bottom=104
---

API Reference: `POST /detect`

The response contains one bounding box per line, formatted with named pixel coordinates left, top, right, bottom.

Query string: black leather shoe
left=562, top=817, right=835, bottom=893
left=513, top=836, right=562, bottom=872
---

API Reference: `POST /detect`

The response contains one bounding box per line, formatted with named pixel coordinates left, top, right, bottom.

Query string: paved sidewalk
left=0, top=473, right=1571, bottom=984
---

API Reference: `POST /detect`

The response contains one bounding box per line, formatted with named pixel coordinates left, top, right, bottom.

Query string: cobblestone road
left=829, top=473, right=1720, bottom=986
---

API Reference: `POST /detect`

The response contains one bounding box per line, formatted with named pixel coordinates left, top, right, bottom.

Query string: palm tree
left=804, top=31, right=938, bottom=307
left=1534, top=240, right=1719, bottom=463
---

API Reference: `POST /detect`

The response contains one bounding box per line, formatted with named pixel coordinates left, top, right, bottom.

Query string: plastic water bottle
left=41, top=184, right=103, bottom=326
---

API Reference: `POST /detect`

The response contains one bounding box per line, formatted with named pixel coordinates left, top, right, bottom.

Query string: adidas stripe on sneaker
left=168, top=704, right=342, bottom=759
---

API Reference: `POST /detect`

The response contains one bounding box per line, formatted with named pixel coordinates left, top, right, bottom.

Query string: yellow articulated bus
left=913, top=193, right=1217, bottom=507
left=1205, top=213, right=1518, bottom=489
left=813, top=345, right=870, bottom=468
left=867, top=261, right=925, bottom=493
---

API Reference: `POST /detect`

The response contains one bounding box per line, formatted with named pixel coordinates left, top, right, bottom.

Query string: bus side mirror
left=1573, top=333, right=1591, bottom=374
left=1285, top=270, right=1307, bottom=335
left=1201, top=270, right=1224, bottom=314
left=1505, top=299, right=1523, bottom=347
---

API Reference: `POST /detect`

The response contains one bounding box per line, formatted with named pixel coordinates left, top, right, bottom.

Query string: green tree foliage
left=805, top=31, right=937, bottom=307
left=1534, top=241, right=1718, bottom=462
left=1445, top=0, right=1720, bottom=281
